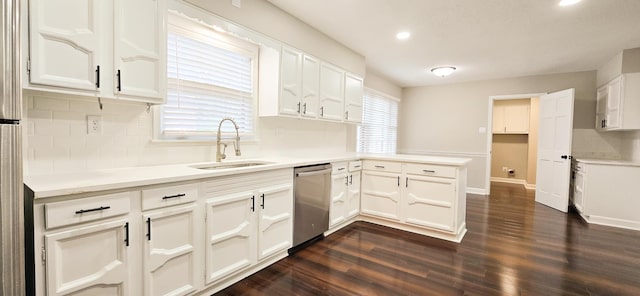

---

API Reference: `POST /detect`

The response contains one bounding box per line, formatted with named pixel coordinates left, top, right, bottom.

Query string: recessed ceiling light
left=396, top=31, right=411, bottom=40
left=558, top=0, right=582, bottom=6
left=430, top=66, right=457, bottom=77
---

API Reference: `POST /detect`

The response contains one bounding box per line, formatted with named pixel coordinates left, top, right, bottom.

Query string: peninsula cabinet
left=595, top=73, right=640, bottom=131
left=27, top=0, right=166, bottom=104
left=360, top=159, right=467, bottom=242
left=203, top=169, right=293, bottom=285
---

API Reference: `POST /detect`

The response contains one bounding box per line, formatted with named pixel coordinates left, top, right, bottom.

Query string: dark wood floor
left=216, top=182, right=640, bottom=295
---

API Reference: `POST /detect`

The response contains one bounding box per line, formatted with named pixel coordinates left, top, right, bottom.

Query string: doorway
left=485, top=93, right=545, bottom=195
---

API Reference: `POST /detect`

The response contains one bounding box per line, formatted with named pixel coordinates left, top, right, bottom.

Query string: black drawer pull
left=146, top=217, right=151, bottom=241
left=354, top=165, right=361, bottom=168
left=162, top=193, right=186, bottom=200
left=124, top=222, right=129, bottom=246
left=337, top=167, right=345, bottom=171
left=423, top=170, right=436, bottom=173
left=75, top=206, right=110, bottom=215
left=375, top=165, right=385, bottom=169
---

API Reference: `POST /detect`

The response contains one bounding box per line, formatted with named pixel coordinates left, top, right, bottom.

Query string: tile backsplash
left=24, top=92, right=350, bottom=175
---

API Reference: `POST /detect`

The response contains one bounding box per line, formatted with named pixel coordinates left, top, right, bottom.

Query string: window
left=157, top=14, right=259, bottom=140
left=357, top=89, right=399, bottom=153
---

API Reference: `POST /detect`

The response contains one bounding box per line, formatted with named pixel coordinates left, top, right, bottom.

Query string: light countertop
left=24, top=153, right=471, bottom=199
left=575, top=158, right=640, bottom=167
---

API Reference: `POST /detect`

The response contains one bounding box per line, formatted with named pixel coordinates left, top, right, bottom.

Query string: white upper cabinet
left=492, top=99, right=530, bottom=134
left=301, top=55, right=320, bottom=118
left=278, top=47, right=303, bottom=116
left=113, top=0, right=166, bottom=102
left=344, top=73, right=363, bottom=123
left=596, top=74, right=640, bottom=131
left=28, top=0, right=166, bottom=104
left=28, top=0, right=101, bottom=91
left=319, top=63, right=345, bottom=121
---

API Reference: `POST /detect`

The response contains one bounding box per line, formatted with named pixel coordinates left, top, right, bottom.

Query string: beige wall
left=398, top=70, right=596, bottom=192
left=597, top=47, right=640, bottom=86
left=491, top=134, right=529, bottom=180
left=527, top=97, right=540, bottom=186
left=364, top=69, right=402, bottom=98
left=184, top=0, right=365, bottom=76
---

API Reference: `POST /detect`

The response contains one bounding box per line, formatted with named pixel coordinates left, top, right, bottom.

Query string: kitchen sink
left=191, top=161, right=273, bottom=170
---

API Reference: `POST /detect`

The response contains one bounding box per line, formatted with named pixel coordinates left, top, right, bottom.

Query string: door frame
left=485, top=93, right=546, bottom=195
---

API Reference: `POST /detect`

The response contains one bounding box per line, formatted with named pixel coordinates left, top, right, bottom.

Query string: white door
left=279, top=47, right=302, bottom=115
left=143, top=205, right=200, bottom=296
left=329, top=172, right=348, bottom=227
left=319, top=63, right=345, bottom=121
left=205, top=191, right=255, bottom=284
left=29, top=0, right=101, bottom=91
left=257, top=183, right=293, bottom=260
left=301, top=55, right=319, bottom=118
left=45, top=219, right=130, bottom=296
left=535, top=88, right=575, bottom=212
left=344, top=74, right=363, bottom=123
left=114, top=0, right=165, bottom=102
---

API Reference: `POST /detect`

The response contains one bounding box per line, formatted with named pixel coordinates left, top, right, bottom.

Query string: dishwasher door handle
left=296, top=168, right=332, bottom=177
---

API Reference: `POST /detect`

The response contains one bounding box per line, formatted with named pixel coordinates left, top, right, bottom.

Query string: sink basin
left=191, top=161, right=273, bottom=170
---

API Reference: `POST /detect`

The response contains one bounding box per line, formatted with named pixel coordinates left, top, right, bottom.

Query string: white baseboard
left=491, top=177, right=526, bottom=185
left=524, top=183, right=536, bottom=190
left=466, top=187, right=487, bottom=195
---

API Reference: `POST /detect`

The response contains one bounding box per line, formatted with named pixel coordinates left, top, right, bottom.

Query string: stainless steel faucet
left=216, top=117, right=241, bottom=162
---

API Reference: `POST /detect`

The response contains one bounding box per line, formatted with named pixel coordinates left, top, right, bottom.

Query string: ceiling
left=266, top=0, right=640, bottom=87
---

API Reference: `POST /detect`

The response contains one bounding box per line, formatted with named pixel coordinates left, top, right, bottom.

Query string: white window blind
left=159, top=15, right=258, bottom=140
left=357, top=89, right=399, bottom=153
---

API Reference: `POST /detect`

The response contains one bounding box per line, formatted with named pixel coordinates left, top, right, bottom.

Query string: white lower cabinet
left=346, top=170, right=361, bottom=220
left=44, top=219, right=132, bottom=296
left=142, top=204, right=201, bottom=296
left=404, top=175, right=456, bottom=232
left=329, top=163, right=348, bottom=227
left=203, top=169, right=293, bottom=286
left=360, top=170, right=402, bottom=221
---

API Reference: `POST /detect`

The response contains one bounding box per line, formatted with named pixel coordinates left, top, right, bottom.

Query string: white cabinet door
left=301, top=55, right=320, bottom=118
left=344, top=74, right=363, bottom=123
left=573, top=169, right=585, bottom=214
left=595, top=85, right=608, bottom=130
left=113, top=0, right=165, bottom=102
left=143, top=205, right=200, bottom=296
left=404, top=175, right=456, bottom=232
left=29, top=0, right=101, bottom=91
left=492, top=104, right=505, bottom=133
left=257, top=184, right=293, bottom=260
left=319, top=63, right=345, bottom=121
left=329, top=172, right=348, bottom=227
left=44, top=219, right=131, bottom=296
left=346, top=172, right=361, bottom=219
left=504, top=102, right=530, bottom=133
left=205, top=191, right=255, bottom=284
left=360, top=171, right=401, bottom=221
left=279, top=47, right=303, bottom=116
left=605, top=76, right=622, bottom=129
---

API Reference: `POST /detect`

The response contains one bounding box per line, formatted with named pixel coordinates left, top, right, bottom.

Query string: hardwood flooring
left=216, top=182, right=640, bottom=295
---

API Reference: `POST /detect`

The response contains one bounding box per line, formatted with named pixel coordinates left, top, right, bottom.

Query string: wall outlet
left=502, top=166, right=508, bottom=172
left=87, top=115, right=102, bottom=134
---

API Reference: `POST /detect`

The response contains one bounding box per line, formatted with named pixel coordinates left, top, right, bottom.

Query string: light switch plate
left=87, top=115, right=102, bottom=134
left=478, top=127, right=487, bottom=134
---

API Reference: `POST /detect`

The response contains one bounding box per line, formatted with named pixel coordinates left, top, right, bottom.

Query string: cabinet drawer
left=362, top=160, right=402, bottom=173
left=45, top=192, right=131, bottom=229
left=348, top=160, right=362, bottom=172
left=405, top=163, right=457, bottom=179
left=332, top=162, right=348, bottom=174
left=142, top=183, right=199, bottom=211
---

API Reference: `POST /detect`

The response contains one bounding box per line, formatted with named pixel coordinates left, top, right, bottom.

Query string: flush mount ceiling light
left=396, top=31, right=411, bottom=40
left=430, top=66, right=457, bottom=77
left=558, top=0, right=582, bottom=6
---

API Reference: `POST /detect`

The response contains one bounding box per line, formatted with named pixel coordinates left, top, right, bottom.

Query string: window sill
left=150, top=139, right=260, bottom=145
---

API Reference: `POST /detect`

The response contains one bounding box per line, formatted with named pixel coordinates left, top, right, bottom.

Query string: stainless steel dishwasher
left=291, top=163, right=332, bottom=252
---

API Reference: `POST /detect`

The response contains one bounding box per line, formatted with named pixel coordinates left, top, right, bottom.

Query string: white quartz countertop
left=24, top=153, right=471, bottom=199
left=575, top=158, right=640, bottom=167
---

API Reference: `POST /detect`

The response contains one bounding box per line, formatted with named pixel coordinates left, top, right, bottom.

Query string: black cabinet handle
left=349, top=175, right=353, bottom=185
left=95, top=65, right=100, bottom=88
left=162, top=193, right=186, bottom=200
left=303, top=103, right=307, bottom=114
left=375, top=165, right=385, bottom=169
left=320, top=106, right=324, bottom=117
left=116, top=69, right=122, bottom=92
left=124, top=222, right=129, bottom=246
left=260, top=194, right=265, bottom=209
left=75, top=206, right=110, bottom=215
left=297, top=102, right=301, bottom=113
left=252, top=195, right=256, bottom=211
left=397, top=176, right=400, bottom=187
left=146, top=217, right=151, bottom=241
left=337, top=167, right=345, bottom=171
left=345, top=176, right=349, bottom=185
left=406, top=177, right=409, bottom=188
left=345, top=111, right=349, bottom=120
left=423, top=170, right=436, bottom=173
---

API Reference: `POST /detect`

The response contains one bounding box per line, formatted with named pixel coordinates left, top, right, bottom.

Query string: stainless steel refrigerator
left=1, top=0, right=25, bottom=295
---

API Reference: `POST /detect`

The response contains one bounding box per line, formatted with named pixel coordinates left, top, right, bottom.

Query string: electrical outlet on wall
left=87, top=115, right=102, bottom=134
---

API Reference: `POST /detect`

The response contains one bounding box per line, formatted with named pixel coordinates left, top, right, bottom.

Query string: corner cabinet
left=27, top=0, right=166, bottom=104
left=595, top=73, right=640, bottom=131
left=258, top=44, right=362, bottom=123
left=360, top=160, right=468, bottom=242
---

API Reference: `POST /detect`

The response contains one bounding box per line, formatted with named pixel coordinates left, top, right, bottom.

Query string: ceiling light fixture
left=396, top=31, right=411, bottom=40
left=558, top=0, right=582, bottom=6
left=430, top=66, right=457, bottom=77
